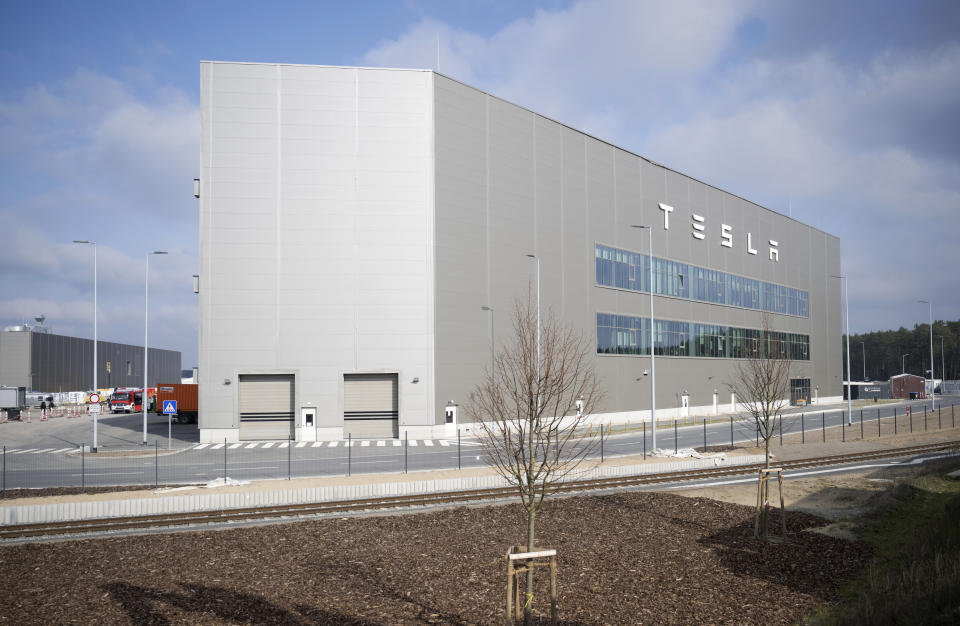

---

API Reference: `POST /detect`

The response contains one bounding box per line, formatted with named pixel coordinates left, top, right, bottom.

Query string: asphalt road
left=2, top=397, right=958, bottom=490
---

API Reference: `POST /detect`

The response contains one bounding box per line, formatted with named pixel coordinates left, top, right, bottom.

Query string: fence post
left=779, top=415, right=783, bottom=446
left=878, top=410, right=881, bottom=437
left=924, top=407, right=928, bottom=432
left=674, top=420, right=678, bottom=455
left=893, top=408, right=897, bottom=435
left=643, top=422, right=646, bottom=459
left=155, top=440, right=158, bottom=488
left=2, top=445, right=5, bottom=498
left=81, top=444, right=85, bottom=493
left=822, top=412, right=825, bottom=443
left=600, top=428, right=604, bottom=463
left=348, top=433, right=352, bottom=477
left=801, top=413, right=805, bottom=444
left=910, top=407, right=913, bottom=433
left=287, top=436, right=292, bottom=480
left=223, top=438, right=227, bottom=482
left=842, top=416, right=845, bottom=442
left=404, top=432, right=408, bottom=474
left=756, top=423, right=759, bottom=448
left=953, top=403, right=955, bottom=428
left=938, top=406, right=942, bottom=430
left=458, top=429, right=461, bottom=470
left=730, top=416, right=733, bottom=448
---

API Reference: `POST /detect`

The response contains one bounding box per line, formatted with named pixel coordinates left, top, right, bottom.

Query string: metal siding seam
left=275, top=64, right=282, bottom=352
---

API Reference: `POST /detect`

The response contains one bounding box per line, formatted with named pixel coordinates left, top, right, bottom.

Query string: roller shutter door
left=238, top=374, right=295, bottom=440
left=343, top=373, right=398, bottom=438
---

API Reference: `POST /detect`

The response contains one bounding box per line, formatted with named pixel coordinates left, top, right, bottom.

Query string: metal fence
left=2, top=400, right=958, bottom=496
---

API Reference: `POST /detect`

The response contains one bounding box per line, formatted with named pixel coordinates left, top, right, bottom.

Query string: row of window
left=595, top=244, right=810, bottom=317
left=596, top=313, right=810, bottom=361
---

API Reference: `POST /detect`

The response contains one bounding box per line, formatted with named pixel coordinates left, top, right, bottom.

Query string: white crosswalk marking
left=409, top=440, right=418, bottom=446
left=229, top=443, right=243, bottom=449
left=327, top=441, right=338, bottom=447
left=194, top=444, right=210, bottom=450
left=377, top=440, right=385, bottom=447
left=311, top=441, right=323, bottom=447
left=211, top=443, right=224, bottom=450
left=261, top=442, right=275, bottom=448
left=245, top=443, right=259, bottom=449
left=423, top=440, right=434, bottom=446
left=13, top=449, right=36, bottom=454
left=32, top=448, right=56, bottom=454
left=439, top=440, right=450, bottom=446
left=277, top=442, right=289, bottom=448
left=51, top=448, right=74, bottom=454
left=295, top=442, right=307, bottom=448
left=361, top=440, right=370, bottom=447
left=393, top=440, right=401, bottom=446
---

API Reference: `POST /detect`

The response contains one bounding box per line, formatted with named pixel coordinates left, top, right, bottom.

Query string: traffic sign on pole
left=162, top=400, right=178, bottom=415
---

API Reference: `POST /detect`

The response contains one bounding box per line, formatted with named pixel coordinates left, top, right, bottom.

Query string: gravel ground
left=0, top=491, right=868, bottom=625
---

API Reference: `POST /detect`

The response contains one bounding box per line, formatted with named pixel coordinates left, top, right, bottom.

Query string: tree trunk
left=762, top=417, right=771, bottom=538
left=524, top=507, right=537, bottom=625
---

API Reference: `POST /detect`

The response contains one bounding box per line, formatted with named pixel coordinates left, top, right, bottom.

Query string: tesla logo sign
left=659, top=203, right=779, bottom=262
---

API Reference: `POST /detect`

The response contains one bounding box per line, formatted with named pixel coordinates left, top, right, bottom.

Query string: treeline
left=844, top=320, right=960, bottom=382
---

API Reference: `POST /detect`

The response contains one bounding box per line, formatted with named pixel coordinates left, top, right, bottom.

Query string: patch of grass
left=809, top=459, right=960, bottom=625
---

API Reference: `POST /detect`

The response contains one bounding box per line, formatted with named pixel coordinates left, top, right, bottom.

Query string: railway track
left=2, top=440, right=958, bottom=542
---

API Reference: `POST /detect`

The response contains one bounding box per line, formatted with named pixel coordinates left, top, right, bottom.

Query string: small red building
left=890, top=374, right=926, bottom=400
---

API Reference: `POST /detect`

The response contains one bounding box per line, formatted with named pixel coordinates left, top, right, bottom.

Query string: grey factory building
left=0, top=326, right=182, bottom=392
left=197, top=61, right=842, bottom=443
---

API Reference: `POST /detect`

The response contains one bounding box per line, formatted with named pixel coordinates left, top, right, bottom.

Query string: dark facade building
left=0, top=329, right=181, bottom=392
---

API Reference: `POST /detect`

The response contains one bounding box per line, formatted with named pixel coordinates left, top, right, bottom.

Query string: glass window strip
left=595, top=244, right=808, bottom=318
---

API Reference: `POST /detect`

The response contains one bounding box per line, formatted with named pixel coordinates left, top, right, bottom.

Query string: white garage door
left=238, top=374, right=295, bottom=440
left=343, top=373, right=398, bottom=438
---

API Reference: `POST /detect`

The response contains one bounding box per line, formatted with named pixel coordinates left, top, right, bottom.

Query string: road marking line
left=229, top=443, right=243, bottom=449
left=423, top=440, right=434, bottom=446
left=211, top=443, right=224, bottom=450
left=31, top=448, right=56, bottom=454
left=51, top=448, right=74, bottom=454
left=393, top=440, right=401, bottom=446
left=261, top=442, right=275, bottom=448
left=245, top=443, right=259, bottom=449
left=377, top=441, right=385, bottom=447
left=295, top=442, right=307, bottom=448
left=12, top=449, right=36, bottom=454
left=311, top=442, right=323, bottom=447
left=327, top=441, right=338, bottom=447
left=361, top=441, right=370, bottom=447
left=277, top=442, right=289, bottom=448
left=194, top=444, right=210, bottom=450
left=439, top=440, right=450, bottom=446
left=409, top=440, right=418, bottom=446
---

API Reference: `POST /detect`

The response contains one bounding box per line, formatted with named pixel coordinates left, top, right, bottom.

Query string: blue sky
left=2, top=0, right=959, bottom=367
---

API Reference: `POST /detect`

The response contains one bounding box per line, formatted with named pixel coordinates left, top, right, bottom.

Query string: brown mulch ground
left=0, top=492, right=869, bottom=624
left=1, top=485, right=193, bottom=500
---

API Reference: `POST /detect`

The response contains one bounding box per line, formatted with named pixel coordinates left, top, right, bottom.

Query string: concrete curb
left=1, top=454, right=765, bottom=525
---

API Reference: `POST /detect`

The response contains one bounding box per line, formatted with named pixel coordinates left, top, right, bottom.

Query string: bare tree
left=467, top=293, right=602, bottom=624
left=727, top=314, right=793, bottom=538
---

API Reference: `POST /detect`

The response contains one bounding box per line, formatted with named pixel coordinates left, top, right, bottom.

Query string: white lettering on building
left=769, top=240, right=779, bottom=261
left=721, top=224, right=733, bottom=248
left=691, top=214, right=705, bottom=240
left=747, top=232, right=758, bottom=255
left=658, top=203, right=674, bottom=229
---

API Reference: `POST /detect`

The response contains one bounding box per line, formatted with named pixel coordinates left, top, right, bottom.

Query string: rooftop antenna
left=34, top=314, right=46, bottom=327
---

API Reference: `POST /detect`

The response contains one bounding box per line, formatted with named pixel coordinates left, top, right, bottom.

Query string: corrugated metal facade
left=0, top=331, right=181, bottom=392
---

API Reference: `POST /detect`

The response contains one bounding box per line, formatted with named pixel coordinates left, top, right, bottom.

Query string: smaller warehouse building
left=0, top=326, right=181, bottom=392
left=890, top=374, right=926, bottom=400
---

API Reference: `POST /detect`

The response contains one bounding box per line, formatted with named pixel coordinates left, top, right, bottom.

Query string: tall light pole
left=919, top=300, right=935, bottom=409
left=632, top=224, right=657, bottom=448
left=902, top=353, right=910, bottom=374
left=480, top=306, right=494, bottom=375
left=143, top=251, right=168, bottom=444
left=73, top=240, right=98, bottom=451
left=939, top=335, right=945, bottom=391
left=524, top=255, right=540, bottom=416
left=832, top=275, right=852, bottom=424
left=860, top=341, right=866, bottom=381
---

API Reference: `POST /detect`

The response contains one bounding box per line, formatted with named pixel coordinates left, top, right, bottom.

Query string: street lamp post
left=480, top=306, right=494, bottom=375
left=524, top=255, right=540, bottom=416
left=901, top=353, right=910, bottom=375
left=143, top=251, right=168, bottom=444
left=73, top=240, right=98, bottom=451
left=832, top=275, right=852, bottom=425
left=632, top=224, right=657, bottom=449
left=918, top=300, right=935, bottom=409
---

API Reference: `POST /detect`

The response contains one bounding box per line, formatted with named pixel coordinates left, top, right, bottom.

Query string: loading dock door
left=343, top=373, right=399, bottom=438
left=238, top=374, right=295, bottom=440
